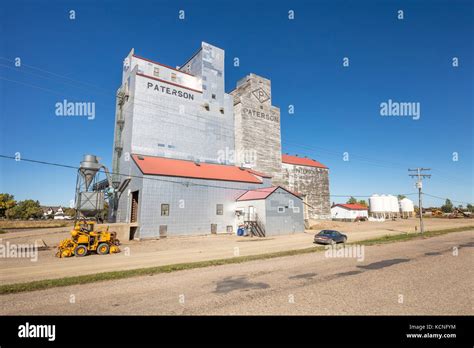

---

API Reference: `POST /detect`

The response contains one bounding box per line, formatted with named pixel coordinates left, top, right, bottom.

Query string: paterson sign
left=146, top=82, right=195, bottom=100
left=294, top=167, right=317, bottom=175
left=242, top=107, right=279, bottom=123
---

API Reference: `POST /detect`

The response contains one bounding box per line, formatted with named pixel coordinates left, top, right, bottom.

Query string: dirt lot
left=0, top=218, right=472, bottom=285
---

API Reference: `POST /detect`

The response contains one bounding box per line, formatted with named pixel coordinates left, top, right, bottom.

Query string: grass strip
left=1, top=225, right=472, bottom=295
left=351, top=225, right=474, bottom=246
left=0, top=247, right=324, bottom=295
left=0, top=221, right=70, bottom=230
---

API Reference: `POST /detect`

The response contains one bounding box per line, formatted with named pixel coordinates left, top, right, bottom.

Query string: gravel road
left=2, top=218, right=472, bottom=285
left=1, top=230, right=472, bottom=315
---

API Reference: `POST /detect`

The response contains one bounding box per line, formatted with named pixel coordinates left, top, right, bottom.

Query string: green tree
left=0, top=193, right=16, bottom=218
left=5, top=200, right=43, bottom=220
left=467, top=204, right=473, bottom=213
left=440, top=199, right=454, bottom=213
left=358, top=200, right=368, bottom=207
left=397, top=194, right=406, bottom=200
left=347, top=196, right=357, bottom=204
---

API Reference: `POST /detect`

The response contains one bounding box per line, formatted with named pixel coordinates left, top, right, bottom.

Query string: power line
left=0, top=154, right=317, bottom=195
left=0, top=72, right=414, bottom=172
left=0, top=57, right=110, bottom=94
left=1, top=58, right=472, bottom=187
left=282, top=141, right=411, bottom=171
left=0, top=72, right=417, bottom=172
left=0, top=77, right=467, bottom=181
left=0, top=154, right=257, bottom=193
left=422, top=193, right=473, bottom=206
left=0, top=154, right=419, bottom=199
left=430, top=168, right=473, bottom=187
left=0, top=63, right=109, bottom=97
left=0, top=76, right=69, bottom=97
left=281, top=143, right=473, bottom=189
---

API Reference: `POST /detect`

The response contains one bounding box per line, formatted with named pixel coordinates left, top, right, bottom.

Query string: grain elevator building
left=231, top=74, right=284, bottom=186
left=281, top=154, right=331, bottom=219
left=111, top=42, right=328, bottom=239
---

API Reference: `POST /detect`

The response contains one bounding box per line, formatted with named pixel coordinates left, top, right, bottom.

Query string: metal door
left=248, top=206, right=256, bottom=221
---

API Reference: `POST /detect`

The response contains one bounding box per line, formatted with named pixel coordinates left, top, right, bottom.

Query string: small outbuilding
left=235, top=186, right=305, bottom=236
left=331, top=203, right=368, bottom=221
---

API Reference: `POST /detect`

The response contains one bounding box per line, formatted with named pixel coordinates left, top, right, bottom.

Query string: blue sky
left=0, top=0, right=472, bottom=207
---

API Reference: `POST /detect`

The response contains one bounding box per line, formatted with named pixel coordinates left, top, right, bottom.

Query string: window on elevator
left=161, top=204, right=170, bottom=216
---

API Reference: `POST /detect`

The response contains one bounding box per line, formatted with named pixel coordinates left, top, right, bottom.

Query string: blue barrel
left=237, top=227, right=244, bottom=236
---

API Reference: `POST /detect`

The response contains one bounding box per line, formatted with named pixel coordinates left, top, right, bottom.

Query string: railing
left=243, top=213, right=266, bottom=237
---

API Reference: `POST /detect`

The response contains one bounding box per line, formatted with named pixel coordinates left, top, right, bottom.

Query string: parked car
left=313, top=230, right=347, bottom=245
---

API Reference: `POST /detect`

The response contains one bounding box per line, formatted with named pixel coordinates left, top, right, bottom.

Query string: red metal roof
left=236, top=187, right=278, bottom=201
left=132, top=155, right=262, bottom=183
left=282, top=154, right=327, bottom=168
left=245, top=168, right=272, bottom=178
left=334, top=203, right=368, bottom=211
left=236, top=186, right=301, bottom=201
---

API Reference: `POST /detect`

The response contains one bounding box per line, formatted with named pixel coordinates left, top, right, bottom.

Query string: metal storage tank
left=400, top=198, right=414, bottom=218
left=380, top=194, right=389, bottom=215
left=388, top=195, right=399, bottom=216
left=369, top=194, right=384, bottom=217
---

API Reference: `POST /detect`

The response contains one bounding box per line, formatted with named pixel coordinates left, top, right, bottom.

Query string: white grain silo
left=388, top=195, right=399, bottom=218
left=369, top=194, right=384, bottom=218
left=400, top=198, right=415, bottom=218
left=379, top=194, right=388, bottom=217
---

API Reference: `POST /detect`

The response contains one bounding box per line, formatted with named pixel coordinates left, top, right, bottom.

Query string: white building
left=43, top=206, right=70, bottom=219
left=331, top=204, right=368, bottom=221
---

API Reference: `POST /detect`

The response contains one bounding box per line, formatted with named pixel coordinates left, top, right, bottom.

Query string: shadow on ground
left=215, top=276, right=270, bottom=294
left=357, top=258, right=410, bottom=270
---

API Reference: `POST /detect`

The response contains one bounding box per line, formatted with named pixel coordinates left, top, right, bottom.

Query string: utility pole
left=409, top=168, right=431, bottom=234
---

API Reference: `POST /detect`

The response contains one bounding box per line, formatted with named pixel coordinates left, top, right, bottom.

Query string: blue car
left=314, top=230, right=347, bottom=245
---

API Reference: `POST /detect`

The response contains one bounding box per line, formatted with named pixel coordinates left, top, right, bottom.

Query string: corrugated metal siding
left=137, top=170, right=267, bottom=238
left=264, top=188, right=305, bottom=235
